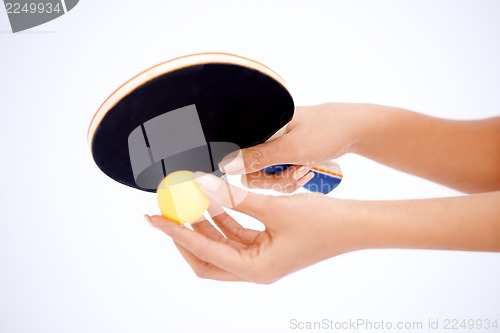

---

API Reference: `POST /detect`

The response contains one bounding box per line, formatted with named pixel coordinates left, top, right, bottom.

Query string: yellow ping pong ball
left=157, top=170, right=209, bottom=224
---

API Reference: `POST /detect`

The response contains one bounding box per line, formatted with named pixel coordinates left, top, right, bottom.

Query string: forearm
left=342, top=103, right=500, bottom=193
left=338, top=191, right=500, bottom=253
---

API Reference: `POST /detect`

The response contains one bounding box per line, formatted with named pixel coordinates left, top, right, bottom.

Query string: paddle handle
left=263, top=161, right=342, bottom=194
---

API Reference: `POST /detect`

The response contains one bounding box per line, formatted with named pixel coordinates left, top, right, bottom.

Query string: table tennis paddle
left=88, top=53, right=342, bottom=194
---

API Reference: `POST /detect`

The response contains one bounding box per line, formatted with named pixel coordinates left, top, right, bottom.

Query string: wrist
left=320, top=103, right=381, bottom=156
left=349, top=103, right=393, bottom=157
left=312, top=197, right=375, bottom=256
left=323, top=198, right=406, bottom=254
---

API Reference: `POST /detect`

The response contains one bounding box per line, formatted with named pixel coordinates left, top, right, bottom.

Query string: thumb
left=218, top=137, right=291, bottom=175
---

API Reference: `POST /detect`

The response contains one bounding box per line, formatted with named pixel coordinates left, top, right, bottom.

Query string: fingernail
left=145, top=214, right=157, bottom=228
left=194, top=172, right=223, bottom=193
left=219, top=151, right=245, bottom=174
left=146, top=215, right=183, bottom=231
left=298, top=172, right=315, bottom=187
left=293, top=165, right=309, bottom=180
left=221, top=150, right=239, bottom=161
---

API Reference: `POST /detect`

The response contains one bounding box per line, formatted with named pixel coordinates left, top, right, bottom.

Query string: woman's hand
left=219, top=103, right=370, bottom=193
left=146, top=172, right=362, bottom=284
left=146, top=172, right=500, bottom=283
left=221, top=103, right=500, bottom=193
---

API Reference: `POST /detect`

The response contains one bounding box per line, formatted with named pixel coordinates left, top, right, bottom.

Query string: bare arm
left=146, top=104, right=500, bottom=283
left=352, top=104, right=500, bottom=193
left=346, top=191, right=500, bottom=253
left=219, top=103, right=500, bottom=193
left=147, top=175, right=500, bottom=284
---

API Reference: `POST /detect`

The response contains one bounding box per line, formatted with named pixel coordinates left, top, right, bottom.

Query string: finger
left=191, top=219, right=247, bottom=250
left=191, top=220, right=225, bottom=242
left=243, top=165, right=299, bottom=189
left=281, top=171, right=315, bottom=194
left=292, top=165, right=313, bottom=180
left=207, top=206, right=261, bottom=246
left=174, top=242, right=244, bottom=281
left=242, top=165, right=312, bottom=192
left=218, top=136, right=293, bottom=175
left=265, top=123, right=289, bottom=142
left=194, top=172, right=272, bottom=221
left=147, top=215, right=247, bottom=275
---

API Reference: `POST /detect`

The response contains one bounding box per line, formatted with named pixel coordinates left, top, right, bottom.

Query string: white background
left=1, top=1, right=499, bottom=332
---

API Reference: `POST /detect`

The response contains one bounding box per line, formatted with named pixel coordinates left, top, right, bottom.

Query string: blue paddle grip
left=263, top=164, right=342, bottom=194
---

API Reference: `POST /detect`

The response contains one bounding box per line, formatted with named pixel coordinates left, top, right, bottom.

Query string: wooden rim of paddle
left=87, top=52, right=289, bottom=147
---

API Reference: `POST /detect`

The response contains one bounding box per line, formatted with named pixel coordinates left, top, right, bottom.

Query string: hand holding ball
left=157, top=171, right=209, bottom=224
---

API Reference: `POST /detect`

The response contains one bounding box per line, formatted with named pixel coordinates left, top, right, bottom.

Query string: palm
left=173, top=207, right=272, bottom=281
